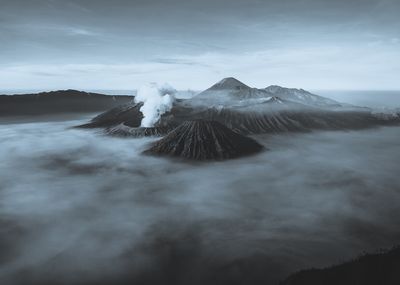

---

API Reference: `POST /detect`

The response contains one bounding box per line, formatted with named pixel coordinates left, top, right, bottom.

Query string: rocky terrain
left=106, top=123, right=172, bottom=137
left=144, top=120, right=264, bottom=160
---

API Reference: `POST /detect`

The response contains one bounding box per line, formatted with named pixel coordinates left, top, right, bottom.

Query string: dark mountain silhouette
left=0, top=90, right=133, bottom=117
left=281, top=246, right=400, bottom=285
left=144, top=120, right=264, bottom=160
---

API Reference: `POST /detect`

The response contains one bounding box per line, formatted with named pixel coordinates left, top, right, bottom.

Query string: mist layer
left=1, top=118, right=400, bottom=284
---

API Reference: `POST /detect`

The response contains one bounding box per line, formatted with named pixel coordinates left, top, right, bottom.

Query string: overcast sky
left=0, top=0, right=399, bottom=90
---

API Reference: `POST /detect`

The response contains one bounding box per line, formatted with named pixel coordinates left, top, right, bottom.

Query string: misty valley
left=1, top=79, right=400, bottom=285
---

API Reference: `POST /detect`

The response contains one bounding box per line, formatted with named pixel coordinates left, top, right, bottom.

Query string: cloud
left=1, top=0, right=399, bottom=91
left=152, top=58, right=200, bottom=66
left=1, top=119, right=400, bottom=284
left=1, top=41, right=399, bottom=90
left=391, top=37, right=400, bottom=44
left=30, top=24, right=100, bottom=37
left=67, top=28, right=99, bottom=37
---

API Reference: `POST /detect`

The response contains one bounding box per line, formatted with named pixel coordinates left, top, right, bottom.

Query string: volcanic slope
left=144, top=120, right=264, bottom=160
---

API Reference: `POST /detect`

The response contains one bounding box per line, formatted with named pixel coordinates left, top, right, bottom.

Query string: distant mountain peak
left=265, top=85, right=293, bottom=93
left=266, top=85, right=309, bottom=93
left=264, top=85, right=341, bottom=107
left=208, top=77, right=250, bottom=90
left=266, top=85, right=281, bottom=89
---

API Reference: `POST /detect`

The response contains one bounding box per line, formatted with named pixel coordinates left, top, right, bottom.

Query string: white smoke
left=134, top=83, right=176, bottom=128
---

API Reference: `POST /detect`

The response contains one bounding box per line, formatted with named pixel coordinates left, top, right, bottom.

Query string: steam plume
left=134, top=83, right=175, bottom=127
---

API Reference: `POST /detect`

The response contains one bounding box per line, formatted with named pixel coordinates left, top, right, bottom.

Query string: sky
left=0, top=0, right=399, bottom=90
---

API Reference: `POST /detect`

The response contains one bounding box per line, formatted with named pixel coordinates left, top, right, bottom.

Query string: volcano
left=190, top=77, right=271, bottom=105
left=207, top=77, right=250, bottom=90
left=75, top=78, right=400, bottom=135
left=144, top=120, right=264, bottom=160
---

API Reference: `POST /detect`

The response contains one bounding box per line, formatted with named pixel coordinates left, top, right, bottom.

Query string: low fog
left=1, top=117, right=400, bottom=285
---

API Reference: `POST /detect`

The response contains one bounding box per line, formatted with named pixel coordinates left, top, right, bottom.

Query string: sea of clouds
left=1, top=117, right=400, bottom=285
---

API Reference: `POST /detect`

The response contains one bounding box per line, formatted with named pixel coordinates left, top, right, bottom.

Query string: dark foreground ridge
left=281, top=246, right=400, bottom=285
left=144, top=120, right=264, bottom=160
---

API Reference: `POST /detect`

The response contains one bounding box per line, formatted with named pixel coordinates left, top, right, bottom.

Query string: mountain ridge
left=0, top=90, right=133, bottom=117
left=76, top=77, right=400, bottom=133
left=192, top=77, right=344, bottom=108
left=265, top=85, right=342, bottom=107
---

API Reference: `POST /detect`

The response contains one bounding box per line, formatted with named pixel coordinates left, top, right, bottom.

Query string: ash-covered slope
left=144, top=120, right=264, bottom=160
left=0, top=90, right=133, bottom=117
left=185, top=107, right=399, bottom=134
left=281, top=247, right=400, bottom=285
left=77, top=102, right=143, bottom=128
left=105, top=123, right=172, bottom=137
